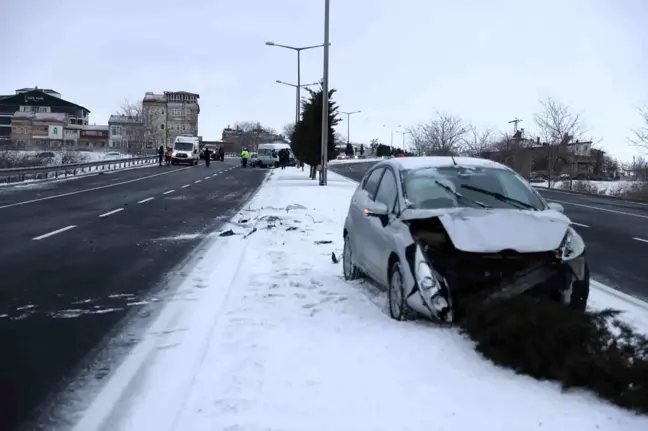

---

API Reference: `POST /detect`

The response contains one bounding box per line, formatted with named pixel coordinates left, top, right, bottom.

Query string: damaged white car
left=342, top=157, right=590, bottom=323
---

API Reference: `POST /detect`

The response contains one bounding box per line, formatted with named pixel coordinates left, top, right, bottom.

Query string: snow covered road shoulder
left=75, top=167, right=648, bottom=431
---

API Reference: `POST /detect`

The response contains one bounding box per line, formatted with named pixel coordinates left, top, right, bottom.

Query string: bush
left=60, top=151, right=89, bottom=165
left=0, top=151, right=45, bottom=169
left=558, top=180, right=599, bottom=194
left=460, top=295, right=648, bottom=414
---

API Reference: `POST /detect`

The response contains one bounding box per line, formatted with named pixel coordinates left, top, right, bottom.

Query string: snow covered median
left=74, top=167, right=648, bottom=431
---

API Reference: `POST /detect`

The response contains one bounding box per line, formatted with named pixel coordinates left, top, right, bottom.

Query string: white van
left=172, top=136, right=200, bottom=166
left=256, top=142, right=292, bottom=168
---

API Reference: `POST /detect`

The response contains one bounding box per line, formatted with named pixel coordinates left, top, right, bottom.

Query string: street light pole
left=396, top=130, right=409, bottom=149
left=383, top=124, right=401, bottom=153
left=265, top=41, right=327, bottom=127
left=340, top=110, right=361, bottom=146
left=320, top=0, right=331, bottom=185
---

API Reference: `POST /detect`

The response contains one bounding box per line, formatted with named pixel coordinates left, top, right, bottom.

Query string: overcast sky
left=2, top=0, right=647, bottom=161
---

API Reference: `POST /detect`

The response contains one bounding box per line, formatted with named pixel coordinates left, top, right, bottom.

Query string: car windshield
left=403, top=165, right=546, bottom=211
left=174, top=142, right=193, bottom=151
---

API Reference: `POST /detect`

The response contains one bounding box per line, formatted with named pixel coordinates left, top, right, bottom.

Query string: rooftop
left=108, top=114, right=142, bottom=124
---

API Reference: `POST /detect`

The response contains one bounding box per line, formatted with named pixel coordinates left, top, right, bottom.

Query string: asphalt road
left=330, top=161, right=648, bottom=302
left=0, top=159, right=267, bottom=430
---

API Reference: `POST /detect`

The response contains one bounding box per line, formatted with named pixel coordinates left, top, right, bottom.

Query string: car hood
left=401, top=207, right=570, bottom=253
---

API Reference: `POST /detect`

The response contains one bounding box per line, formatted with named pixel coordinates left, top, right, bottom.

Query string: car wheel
left=388, top=261, right=414, bottom=321
left=570, top=263, right=590, bottom=312
left=342, top=234, right=362, bottom=281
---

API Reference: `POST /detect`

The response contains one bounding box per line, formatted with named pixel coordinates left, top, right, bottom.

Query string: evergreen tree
left=359, top=144, right=365, bottom=156
left=290, top=84, right=340, bottom=178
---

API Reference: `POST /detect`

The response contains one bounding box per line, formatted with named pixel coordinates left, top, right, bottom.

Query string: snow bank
left=73, top=167, right=648, bottom=431
left=534, top=180, right=647, bottom=196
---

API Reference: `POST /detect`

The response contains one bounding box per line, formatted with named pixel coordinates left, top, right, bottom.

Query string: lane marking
left=99, top=208, right=124, bottom=218
left=570, top=222, right=589, bottom=228
left=138, top=197, right=154, bottom=203
left=547, top=199, right=648, bottom=220
left=33, top=225, right=77, bottom=240
left=181, top=184, right=190, bottom=188
left=633, top=237, right=648, bottom=244
left=0, top=166, right=193, bottom=210
left=204, top=176, right=211, bottom=180
left=195, top=180, right=202, bottom=183
left=163, top=190, right=175, bottom=195
left=538, top=187, right=648, bottom=208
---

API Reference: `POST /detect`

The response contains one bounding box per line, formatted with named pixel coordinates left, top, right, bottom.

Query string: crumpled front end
left=402, top=216, right=588, bottom=323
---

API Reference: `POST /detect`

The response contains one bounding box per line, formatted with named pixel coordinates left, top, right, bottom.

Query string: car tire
left=570, top=263, right=590, bottom=312
left=342, top=234, right=362, bottom=281
left=388, top=261, right=414, bottom=321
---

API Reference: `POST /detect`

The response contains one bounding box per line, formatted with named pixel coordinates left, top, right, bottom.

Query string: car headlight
left=557, top=226, right=585, bottom=261
left=414, top=244, right=439, bottom=291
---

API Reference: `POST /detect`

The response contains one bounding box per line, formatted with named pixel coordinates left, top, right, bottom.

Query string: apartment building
left=10, top=111, right=108, bottom=149
left=0, top=87, right=90, bottom=144
left=141, top=91, right=200, bottom=147
left=108, top=115, right=144, bottom=150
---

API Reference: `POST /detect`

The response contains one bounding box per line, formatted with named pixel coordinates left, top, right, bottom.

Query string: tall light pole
left=265, top=41, right=326, bottom=126
left=396, top=130, right=409, bottom=149
left=383, top=124, right=402, bottom=152
left=320, top=0, right=331, bottom=186
left=340, top=110, right=361, bottom=146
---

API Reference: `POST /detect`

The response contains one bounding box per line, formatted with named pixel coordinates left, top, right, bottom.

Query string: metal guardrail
left=0, top=155, right=158, bottom=184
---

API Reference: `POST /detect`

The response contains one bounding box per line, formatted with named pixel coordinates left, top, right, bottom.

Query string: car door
left=350, top=167, right=384, bottom=271
left=364, top=168, right=400, bottom=284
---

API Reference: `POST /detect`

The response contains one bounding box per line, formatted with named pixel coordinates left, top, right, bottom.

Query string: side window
left=362, top=168, right=384, bottom=198
left=374, top=170, right=399, bottom=213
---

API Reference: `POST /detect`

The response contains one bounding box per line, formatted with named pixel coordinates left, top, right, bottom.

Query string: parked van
left=172, top=135, right=200, bottom=165
left=256, top=142, right=292, bottom=168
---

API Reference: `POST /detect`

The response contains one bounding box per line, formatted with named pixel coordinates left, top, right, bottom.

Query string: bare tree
left=229, top=121, right=279, bottom=150
left=407, top=111, right=467, bottom=156
left=630, top=105, right=648, bottom=152
left=405, top=124, right=428, bottom=156
left=628, top=156, right=648, bottom=181
left=533, top=97, right=588, bottom=185
left=462, top=125, right=494, bottom=157
left=283, top=123, right=295, bottom=139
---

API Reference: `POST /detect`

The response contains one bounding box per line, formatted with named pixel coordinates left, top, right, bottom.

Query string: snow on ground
left=73, top=167, right=648, bottom=431
left=534, top=180, right=647, bottom=196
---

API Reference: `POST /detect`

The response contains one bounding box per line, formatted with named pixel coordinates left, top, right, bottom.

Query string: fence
left=0, top=155, right=158, bottom=185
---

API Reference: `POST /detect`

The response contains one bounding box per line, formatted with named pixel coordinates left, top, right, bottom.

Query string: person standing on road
left=278, top=148, right=288, bottom=170
left=218, top=146, right=225, bottom=161
left=241, top=148, right=250, bottom=167
left=204, top=148, right=211, bottom=167
left=158, top=145, right=164, bottom=166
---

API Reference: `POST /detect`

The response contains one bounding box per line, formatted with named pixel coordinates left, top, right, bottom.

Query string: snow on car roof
left=380, top=156, right=510, bottom=171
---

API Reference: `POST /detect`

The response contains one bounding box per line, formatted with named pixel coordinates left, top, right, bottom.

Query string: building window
left=160, top=124, right=164, bottom=130
left=111, top=127, right=121, bottom=136
left=38, top=106, right=50, bottom=113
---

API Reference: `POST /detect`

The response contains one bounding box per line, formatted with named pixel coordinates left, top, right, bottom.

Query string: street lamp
left=383, top=124, right=402, bottom=151
left=265, top=41, right=327, bottom=126
left=339, top=110, right=361, bottom=146
left=396, top=130, right=410, bottom=149
left=276, top=80, right=319, bottom=89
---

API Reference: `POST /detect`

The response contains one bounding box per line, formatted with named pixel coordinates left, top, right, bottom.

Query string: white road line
left=633, top=237, right=648, bottom=244
left=181, top=184, right=190, bottom=188
left=195, top=180, right=202, bottom=183
left=138, top=197, right=155, bottom=203
left=0, top=166, right=193, bottom=210
left=33, top=225, right=77, bottom=241
left=204, top=176, right=210, bottom=180
left=548, top=199, right=648, bottom=220
left=163, top=190, right=175, bottom=195
left=99, top=208, right=124, bottom=218
left=212, top=174, right=218, bottom=177
left=570, top=222, right=589, bottom=228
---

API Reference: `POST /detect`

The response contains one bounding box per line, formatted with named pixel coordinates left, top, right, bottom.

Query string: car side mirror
left=364, top=201, right=389, bottom=225
left=547, top=202, right=564, bottom=213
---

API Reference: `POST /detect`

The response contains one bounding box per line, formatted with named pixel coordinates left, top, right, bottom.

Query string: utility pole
left=508, top=117, right=522, bottom=133
left=319, top=0, right=331, bottom=186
